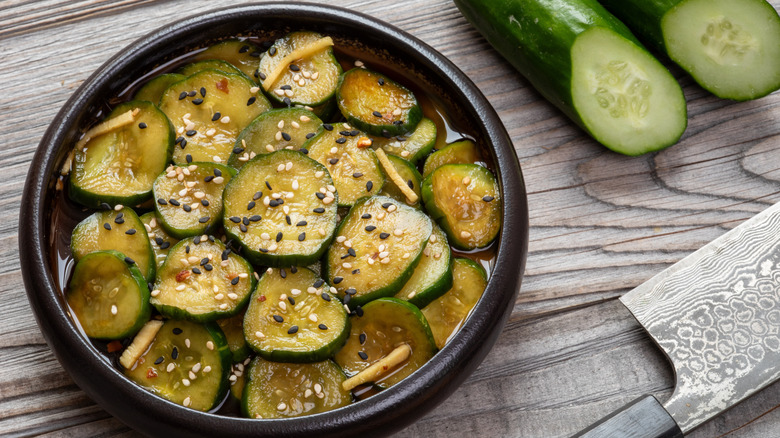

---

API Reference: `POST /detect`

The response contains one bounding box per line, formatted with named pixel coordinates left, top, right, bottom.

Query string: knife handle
left=571, top=395, right=684, bottom=438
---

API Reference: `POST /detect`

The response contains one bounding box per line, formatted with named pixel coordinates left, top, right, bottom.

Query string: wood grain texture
left=1, top=0, right=779, bottom=436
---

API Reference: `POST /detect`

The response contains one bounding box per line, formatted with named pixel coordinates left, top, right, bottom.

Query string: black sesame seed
left=329, top=158, right=340, bottom=165
left=157, top=198, right=168, bottom=206
left=186, top=130, right=197, bottom=137
left=201, top=199, right=209, bottom=207
left=249, top=215, right=261, bottom=222
left=350, top=130, right=360, bottom=136
left=345, top=288, right=357, bottom=295
left=380, top=232, right=390, bottom=239
left=247, top=201, right=256, bottom=210
left=280, top=268, right=287, bottom=278
left=175, top=136, right=184, bottom=145
left=173, top=327, right=183, bottom=335
left=239, top=45, right=250, bottom=53
left=269, top=47, right=277, bottom=56
left=343, top=294, right=351, bottom=304
left=321, top=293, right=331, bottom=302
left=372, top=111, right=382, bottom=117
left=276, top=232, right=283, bottom=242
left=125, top=229, right=137, bottom=235
left=265, top=181, right=273, bottom=190
left=155, top=237, right=164, bottom=245
left=365, top=225, right=376, bottom=232
left=366, top=181, right=373, bottom=191
left=358, top=351, right=368, bottom=360
left=281, top=132, right=291, bottom=141
left=408, top=180, right=414, bottom=189
left=289, top=64, right=300, bottom=71
left=333, top=276, right=343, bottom=284
left=355, top=306, right=364, bottom=317
left=231, top=276, right=240, bottom=285
left=288, top=296, right=295, bottom=305
left=193, top=236, right=201, bottom=244
left=169, top=199, right=180, bottom=206
left=305, top=132, right=316, bottom=139
left=259, top=248, right=268, bottom=253
left=339, top=130, right=351, bottom=136
left=247, top=97, right=257, bottom=106
left=315, top=192, right=326, bottom=200
left=240, top=224, right=248, bottom=233
left=233, top=147, right=244, bottom=154
left=283, top=97, right=291, bottom=106
left=352, top=269, right=360, bottom=275
left=185, top=245, right=190, bottom=253
left=204, top=264, right=213, bottom=271
left=393, top=120, right=403, bottom=125
left=353, top=172, right=363, bottom=178
left=212, top=112, right=221, bottom=121
left=200, top=87, right=206, bottom=97
left=160, top=241, right=170, bottom=249
left=182, top=204, right=192, bottom=212
left=313, top=279, right=324, bottom=288
left=318, top=324, right=328, bottom=330
left=188, top=90, right=197, bottom=97
left=186, top=154, right=193, bottom=163
left=483, top=195, right=495, bottom=202
left=323, top=124, right=333, bottom=131
left=381, top=129, right=392, bottom=138
left=154, top=356, right=164, bottom=365
left=253, top=191, right=263, bottom=200
left=290, top=266, right=298, bottom=274
left=361, top=213, right=371, bottom=219
left=269, top=199, right=279, bottom=207
left=397, top=136, right=408, bottom=142
left=378, top=78, right=385, bottom=86
left=280, top=85, right=292, bottom=90
left=257, top=72, right=267, bottom=80
left=313, top=207, right=325, bottom=213
left=171, top=347, right=179, bottom=359
left=180, top=139, right=187, bottom=149
left=200, top=257, right=209, bottom=266
left=138, top=122, right=147, bottom=129
left=348, top=248, right=356, bottom=257
left=114, top=217, right=125, bottom=225
left=273, top=315, right=284, bottom=323
left=335, top=138, right=346, bottom=144
left=204, top=175, right=214, bottom=182
left=359, top=333, right=367, bottom=345
left=103, top=223, right=111, bottom=230
left=229, top=216, right=241, bottom=223
left=298, top=232, right=306, bottom=241
left=192, top=267, right=201, bottom=274
left=285, top=215, right=291, bottom=225
left=124, top=257, right=135, bottom=265
left=382, top=202, right=392, bottom=209
left=221, top=249, right=230, bottom=261
left=192, top=98, right=204, bottom=105
left=199, top=216, right=210, bottom=223
left=179, top=91, right=187, bottom=100
left=208, top=235, right=215, bottom=242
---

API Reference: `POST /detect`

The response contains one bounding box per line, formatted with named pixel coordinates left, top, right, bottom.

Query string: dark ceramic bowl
left=19, top=2, right=528, bottom=437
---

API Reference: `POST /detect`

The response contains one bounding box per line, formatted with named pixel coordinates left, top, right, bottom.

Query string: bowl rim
left=19, top=2, right=529, bottom=436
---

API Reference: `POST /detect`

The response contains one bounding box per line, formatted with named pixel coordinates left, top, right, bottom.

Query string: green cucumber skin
left=595, top=0, right=678, bottom=52
left=255, top=317, right=351, bottom=364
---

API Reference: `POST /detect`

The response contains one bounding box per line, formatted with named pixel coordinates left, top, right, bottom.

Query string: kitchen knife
left=573, top=201, right=780, bottom=437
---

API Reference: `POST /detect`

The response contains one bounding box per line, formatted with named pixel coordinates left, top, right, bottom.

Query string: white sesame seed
left=219, top=303, right=228, bottom=310
left=330, top=287, right=337, bottom=294
left=336, top=236, right=346, bottom=243
left=151, top=289, right=160, bottom=297
left=316, top=392, right=325, bottom=399
left=462, top=176, right=471, bottom=185
left=303, top=71, right=311, bottom=79
left=392, top=326, right=402, bottom=332
left=249, top=151, right=257, bottom=159
left=182, top=379, right=191, bottom=387
left=183, top=396, right=191, bottom=407
left=291, top=121, right=300, bottom=129
left=367, top=257, right=375, bottom=265
left=379, top=251, right=390, bottom=259
left=307, top=287, right=317, bottom=294
left=323, top=197, right=334, bottom=205
left=188, top=256, right=199, bottom=264
left=176, top=284, right=186, bottom=291
left=377, top=212, right=386, bottom=220
left=192, top=363, right=201, bottom=373
left=274, top=89, right=286, bottom=96
left=309, top=314, right=318, bottom=322
left=393, top=108, right=402, bottom=116
left=285, top=161, right=293, bottom=171
left=314, top=383, right=322, bottom=394
left=378, top=244, right=386, bottom=252
left=291, top=288, right=302, bottom=296
left=342, top=262, right=352, bottom=269
left=267, top=268, right=274, bottom=274
left=315, top=170, right=324, bottom=178
left=250, top=86, right=260, bottom=93
left=221, top=116, right=231, bottom=124
left=229, top=374, right=238, bottom=382
left=344, top=240, right=352, bottom=248
left=277, top=163, right=285, bottom=172
left=263, top=196, right=271, bottom=206
left=402, top=252, right=410, bottom=259
left=261, top=232, right=271, bottom=240
left=460, top=231, right=472, bottom=239
left=265, top=144, right=275, bottom=152
left=269, top=243, right=278, bottom=251
left=407, top=291, right=417, bottom=299
left=277, top=120, right=285, bottom=129
left=189, top=370, right=197, bottom=380
left=228, top=293, right=238, bottom=300
left=279, top=301, right=287, bottom=311
left=277, top=402, right=287, bottom=411
left=304, top=389, right=313, bottom=398
left=214, top=293, right=224, bottom=300
left=430, top=234, right=438, bottom=243
left=206, top=128, right=216, bottom=136
left=292, top=179, right=299, bottom=190
left=185, top=338, right=191, bottom=348
left=387, top=204, right=397, bottom=212
left=330, top=146, right=338, bottom=154
left=319, top=228, right=327, bottom=236
left=255, top=331, right=265, bottom=338
left=285, top=89, right=294, bottom=97
left=204, top=365, right=212, bottom=372
left=213, top=156, right=222, bottom=162
left=178, top=188, right=188, bottom=197
left=166, top=171, right=177, bottom=178
left=239, top=273, right=249, bottom=279
left=283, top=205, right=290, bottom=214
left=167, top=363, right=175, bottom=372
left=354, top=60, right=364, bottom=67
left=275, top=131, right=283, bottom=141
left=110, top=305, right=118, bottom=315
left=298, top=79, right=306, bottom=86
left=381, top=257, right=390, bottom=264
left=401, top=151, right=410, bottom=157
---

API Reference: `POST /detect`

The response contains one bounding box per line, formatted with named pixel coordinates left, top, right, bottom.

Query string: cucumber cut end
left=571, top=27, right=687, bottom=155
left=662, top=0, right=780, bottom=100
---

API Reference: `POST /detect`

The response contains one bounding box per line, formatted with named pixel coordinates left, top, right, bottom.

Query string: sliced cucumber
left=258, top=31, right=342, bottom=107
left=123, top=319, right=231, bottom=411
left=71, top=208, right=156, bottom=283
left=229, top=362, right=247, bottom=402
left=370, top=117, right=437, bottom=164
left=222, top=150, right=339, bottom=267
left=66, top=250, right=150, bottom=340
left=216, top=312, right=251, bottom=363
left=422, top=164, right=501, bottom=250
left=178, top=59, right=245, bottom=78
left=334, top=298, right=436, bottom=389
left=394, top=224, right=453, bottom=308
left=337, top=68, right=422, bottom=137
left=422, top=139, right=478, bottom=178
left=303, top=123, right=385, bottom=206
left=140, top=212, right=180, bottom=269
left=422, top=258, right=487, bottom=349
left=243, top=266, right=349, bottom=363
left=229, top=108, right=322, bottom=169
left=324, top=196, right=432, bottom=308
left=159, top=69, right=271, bottom=164
left=194, top=39, right=263, bottom=81
left=153, top=162, right=235, bottom=239
left=151, top=236, right=256, bottom=322
left=69, top=101, right=174, bottom=208
left=134, top=73, right=185, bottom=104
left=242, top=357, right=352, bottom=419
left=379, top=154, right=422, bottom=209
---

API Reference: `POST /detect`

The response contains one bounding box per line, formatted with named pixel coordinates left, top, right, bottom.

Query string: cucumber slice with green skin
left=217, top=312, right=251, bottom=362
left=66, top=250, right=151, bottom=340
left=336, top=68, right=422, bottom=138
left=394, top=224, right=453, bottom=309
left=258, top=31, right=342, bottom=107
left=454, top=0, right=687, bottom=156
left=124, top=319, right=232, bottom=412
left=134, top=74, right=186, bottom=104
left=140, top=212, right=180, bottom=269
left=69, top=101, right=174, bottom=208
left=159, top=69, right=271, bottom=165
left=324, top=196, right=432, bottom=308
left=334, top=297, right=436, bottom=389
left=370, top=117, right=437, bottom=164
left=422, top=258, right=487, bottom=349
left=178, top=59, right=246, bottom=78
left=242, top=357, right=352, bottom=419
left=194, top=39, right=263, bottom=81
left=598, top=0, right=780, bottom=101
left=71, top=208, right=156, bottom=283
left=229, top=363, right=247, bottom=402
left=243, top=266, right=349, bottom=363
left=153, top=162, right=235, bottom=239
left=379, top=154, right=423, bottom=209
left=229, top=108, right=322, bottom=169
left=422, top=164, right=501, bottom=250
left=422, top=139, right=478, bottom=178
left=222, top=150, right=339, bottom=267
left=151, top=236, right=256, bottom=322
left=303, top=123, right=385, bottom=207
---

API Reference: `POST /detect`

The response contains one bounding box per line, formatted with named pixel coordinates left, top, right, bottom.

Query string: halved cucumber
left=194, top=39, right=263, bottom=80
left=337, top=68, right=422, bottom=137
left=66, top=250, right=150, bottom=340
left=243, top=266, right=349, bottom=363
left=422, top=139, right=478, bottom=177
left=379, top=154, right=422, bottom=209
left=229, top=108, right=322, bottom=169
left=257, top=31, right=342, bottom=107
left=422, top=164, right=501, bottom=250
left=370, top=117, right=437, bottom=164
left=69, top=100, right=174, bottom=208
left=324, top=196, right=432, bottom=307
left=152, top=162, right=235, bottom=239
left=159, top=69, right=271, bottom=164
left=151, top=236, right=256, bottom=322
left=216, top=312, right=251, bottom=362
left=222, top=150, right=339, bottom=267
left=394, top=224, right=453, bottom=309
left=303, top=123, right=385, bottom=206
left=334, top=297, right=436, bottom=388
left=242, top=357, right=352, bottom=419
left=124, top=319, right=232, bottom=411
left=140, top=212, right=180, bottom=269
left=422, top=258, right=487, bottom=349
left=179, top=59, right=246, bottom=78
left=134, top=73, right=186, bottom=104
left=71, top=208, right=156, bottom=283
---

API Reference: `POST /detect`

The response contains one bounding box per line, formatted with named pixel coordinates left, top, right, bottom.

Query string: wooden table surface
left=2, top=0, right=780, bottom=436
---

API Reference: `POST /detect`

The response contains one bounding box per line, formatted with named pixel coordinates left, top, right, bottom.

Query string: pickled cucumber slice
left=66, top=250, right=150, bottom=340
left=394, top=224, right=453, bottom=308
left=422, top=258, right=487, bottom=349
left=124, top=319, right=231, bottom=411
left=422, top=139, right=478, bottom=177
left=370, top=117, right=437, bottom=164
left=334, top=298, right=436, bottom=389
left=151, top=236, right=256, bottom=322
left=243, top=266, right=349, bottom=363
left=69, top=101, right=174, bottom=208
left=134, top=74, right=185, bottom=104
left=178, top=59, right=245, bottom=78
left=194, top=39, right=263, bottom=80
left=421, top=164, right=501, bottom=250
left=242, top=357, right=352, bottom=419
left=140, top=212, right=179, bottom=269
left=216, top=312, right=251, bottom=362
left=324, top=196, right=432, bottom=307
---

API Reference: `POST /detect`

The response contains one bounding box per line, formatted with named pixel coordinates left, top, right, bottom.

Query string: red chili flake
left=106, top=340, right=123, bottom=353
left=146, top=368, right=158, bottom=379
left=216, top=78, right=229, bottom=93
left=258, top=295, right=266, bottom=302
left=176, top=270, right=191, bottom=282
